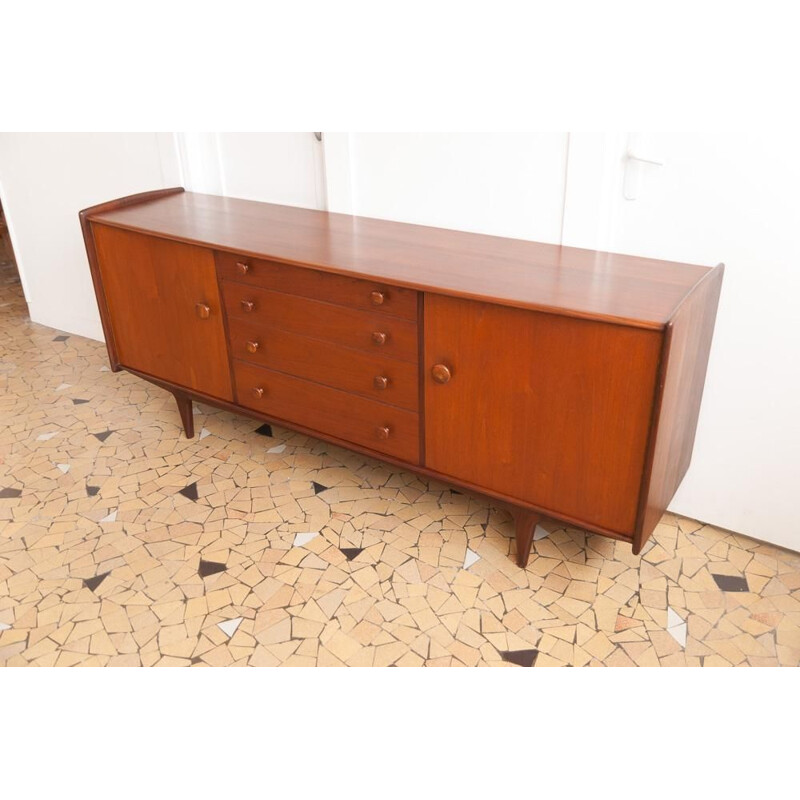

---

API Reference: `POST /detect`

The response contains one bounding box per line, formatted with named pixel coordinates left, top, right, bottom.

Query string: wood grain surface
left=88, top=191, right=713, bottom=329
left=424, top=294, right=662, bottom=534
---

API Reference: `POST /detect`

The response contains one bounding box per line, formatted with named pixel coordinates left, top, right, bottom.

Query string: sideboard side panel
left=424, top=294, right=662, bottom=535
left=635, top=264, right=725, bottom=550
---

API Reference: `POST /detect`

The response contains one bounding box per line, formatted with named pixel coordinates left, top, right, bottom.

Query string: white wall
left=339, top=133, right=568, bottom=242
left=177, top=132, right=325, bottom=209
left=563, top=133, right=800, bottom=551
left=0, top=133, right=180, bottom=340
left=175, top=132, right=569, bottom=243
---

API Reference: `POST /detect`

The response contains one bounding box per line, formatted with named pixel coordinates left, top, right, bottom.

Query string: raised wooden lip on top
left=83, top=188, right=719, bottom=332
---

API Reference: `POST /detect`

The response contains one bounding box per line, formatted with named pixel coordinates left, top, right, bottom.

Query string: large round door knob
left=370, top=290, right=385, bottom=305
left=432, top=364, right=452, bottom=384
left=246, top=341, right=260, bottom=354
left=376, top=425, right=391, bottom=439
left=251, top=387, right=264, bottom=399
left=373, top=375, right=389, bottom=390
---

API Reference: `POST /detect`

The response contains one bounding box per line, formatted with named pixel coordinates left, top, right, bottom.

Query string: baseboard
left=27, top=302, right=105, bottom=343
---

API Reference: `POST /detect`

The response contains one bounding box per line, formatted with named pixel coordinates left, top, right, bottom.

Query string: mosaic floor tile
left=533, top=524, right=550, bottom=541
left=83, top=572, right=110, bottom=592
left=714, top=573, right=752, bottom=593
left=501, top=649, right=539, bottom=667
left=666, top=607, right=687, bottom=647
left=463, top=549, right=480, bottom=569
left=198, top=560, right=227, bottom=578
left=217, top=617, right=243, bottom=637
left=1, top=260, right=799, bottom=667
left=178, top=482, right=199, bottom=501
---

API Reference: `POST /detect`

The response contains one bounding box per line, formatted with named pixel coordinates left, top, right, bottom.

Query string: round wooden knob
left=195, top=303, right=210, bottom=319
left=251, top=387, right=264, bottom=399
left=376, top=425, right=391, bottom=439
left=370, top=290, right=385, bottom=306
left=432, top=364, right=451, bottom=384
left=371, top=331, right=387, bottom=345
left=240, top=300, right=254, bottom=312
left=236, top=262, right=250, bottom=275
left=373, top=375, right=389, bottom=390
left=246, top=340, right=260, bottom=354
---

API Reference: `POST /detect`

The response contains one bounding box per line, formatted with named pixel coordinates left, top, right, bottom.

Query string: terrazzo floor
left=1, top=258, right=799, bottom=667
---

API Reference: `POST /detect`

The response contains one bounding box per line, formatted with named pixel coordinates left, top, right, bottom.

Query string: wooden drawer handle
left=195, top=303, right=210, bottom=320
left=370, top=290, right=385, bottom=306
left=251, top=387, right=264, bottom=399
left=376, top=425, right=391, bottom=439
left=373, top=375, right=389, bottom=390
left=246, top=340, right=260, bottom=354
left=432, top=364, right=451, bottom=384
left=240, top=300, right=255, bottom=312
left=371, top=331, right=387, bottom=345
left=236, top=261, right=250, bottom=275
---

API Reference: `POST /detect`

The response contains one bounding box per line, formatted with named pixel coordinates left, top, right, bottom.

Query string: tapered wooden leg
left=514, top=509, right=542, bottom=568
left=172, top=391, right=194, bottom=438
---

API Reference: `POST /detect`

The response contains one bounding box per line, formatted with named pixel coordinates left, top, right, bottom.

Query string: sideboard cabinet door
left=92, top=225, right=233, bottom=401
left=424, top=294, right=662, bottom=536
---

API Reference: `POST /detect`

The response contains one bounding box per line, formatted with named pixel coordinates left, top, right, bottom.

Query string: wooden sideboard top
left=87, top=188, right=719, bottom=329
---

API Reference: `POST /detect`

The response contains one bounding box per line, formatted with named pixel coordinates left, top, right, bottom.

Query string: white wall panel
left=0, top=133, right=179, bottom=340
left=563, top=132, right=800, bottom=550
left=216, top=132, right=325, bottom=209
left=344, top=133, right=569, bottom=242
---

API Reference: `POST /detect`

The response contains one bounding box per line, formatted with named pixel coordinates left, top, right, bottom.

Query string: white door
left=562, top=132, right=800, bottom=551
left=177, top=132, right=326, bottom=210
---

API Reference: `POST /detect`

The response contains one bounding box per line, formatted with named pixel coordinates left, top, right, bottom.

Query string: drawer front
left=217, top=251, right=418, bottom=321
left=234, top=361, right=420, bottom=463
left=229, top=319, right=419, bottom=412
left=222, top=282, right=418, bottom=363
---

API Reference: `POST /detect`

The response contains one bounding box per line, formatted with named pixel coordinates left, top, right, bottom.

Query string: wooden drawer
left=222, top=282, right=419, bottom=363
left=217, top=251, right=418, bottom=321
left=229, top=318, right=419, bottom=412
left=234, top=361, right=420, bottom=463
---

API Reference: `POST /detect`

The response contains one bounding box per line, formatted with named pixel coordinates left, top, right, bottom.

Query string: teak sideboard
left=80, top=188, right=723, bottom=567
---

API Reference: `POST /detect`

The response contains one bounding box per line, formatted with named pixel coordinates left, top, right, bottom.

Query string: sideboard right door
left=423, top=294, right=662, bottom=536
